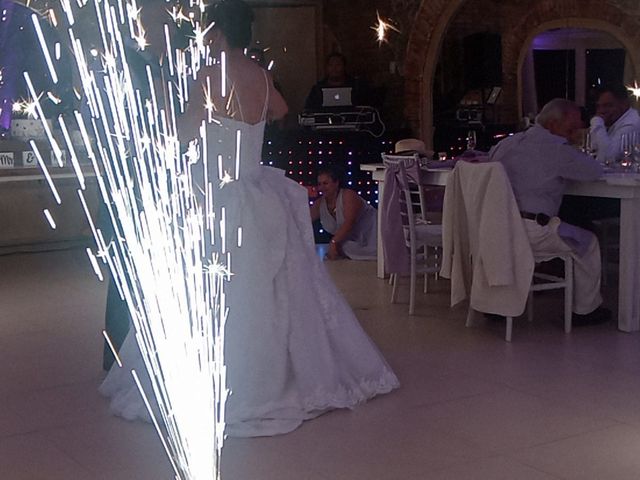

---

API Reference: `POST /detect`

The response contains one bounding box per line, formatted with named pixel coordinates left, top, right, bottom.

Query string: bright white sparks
left=102, top=330, right=123, bottom=367
left=31, top=13, right=58, bottom=83
left=371, top=11, right=400, bottom=45
left=627, top=81, right=640, bottom=101
left=28, top=2, right=230, bottom=479
left=219, top=171, right=233, bottom=187
left=43, top=209, right=56, bottom=229
left=221, top=51, right=227, bottom=98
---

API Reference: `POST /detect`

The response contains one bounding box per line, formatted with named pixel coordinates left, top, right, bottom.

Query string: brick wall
left=399, top=0, right=640, bottom=143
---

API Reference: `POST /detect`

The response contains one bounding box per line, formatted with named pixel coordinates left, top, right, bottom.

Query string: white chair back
left=381, top=153, right=443, bottom=315
left=382, top=154, right=427, bottom=248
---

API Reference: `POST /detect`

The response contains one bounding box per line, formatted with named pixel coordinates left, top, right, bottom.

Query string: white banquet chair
left=382, top=154, right=442, bottom=315
left=441, top=161, right=573, bottom=342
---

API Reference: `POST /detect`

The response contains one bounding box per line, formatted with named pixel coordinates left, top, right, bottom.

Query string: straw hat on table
left=393, top=138, right=433, bottom=158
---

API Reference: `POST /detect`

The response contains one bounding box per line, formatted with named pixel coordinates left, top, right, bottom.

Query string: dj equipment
left=298, top=106, right=384, bottom=136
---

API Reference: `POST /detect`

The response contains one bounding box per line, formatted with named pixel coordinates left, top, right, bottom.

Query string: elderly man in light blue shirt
left=489, top=98, right=609, bottom=325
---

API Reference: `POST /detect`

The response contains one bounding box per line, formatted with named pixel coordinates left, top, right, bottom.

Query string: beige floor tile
left=2, top=379, right=111, bottom=432
left=40, top=417, right=173, bottom=476
left=426, top=456, right=560, bottom=480
left=0, top=330, right=103, bottom=396
left=0, top=433, right=93, bottom=480
left=2, top=249, right=640, bottom=479
left=221, top=404, right=493, bottom=480
left=512, top=424, right=640, bottom=480
left=409, top=387, right=618, bottom=453
left=0, top=405, right=32, bottom=439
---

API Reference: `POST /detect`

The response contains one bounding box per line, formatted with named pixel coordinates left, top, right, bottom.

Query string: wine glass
left=582, top=131, right=595, bottom=157
left=466, top=130, right=477, bottom=151
left=620, top=133, right=633, bottom=170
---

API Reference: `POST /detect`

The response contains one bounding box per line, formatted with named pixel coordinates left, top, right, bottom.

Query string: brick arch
left=506, top=12, right=640, bottom=120
left=404, top=0, right=467, bottom=148
left=404, top=0, right=640, bottom=148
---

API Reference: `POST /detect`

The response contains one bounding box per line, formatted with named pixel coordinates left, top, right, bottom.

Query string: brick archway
left=404, top=0, right=467, bottom=148
left=507, top=16, right=640, bottom=121
left=404, top=0, right=640, bottom=148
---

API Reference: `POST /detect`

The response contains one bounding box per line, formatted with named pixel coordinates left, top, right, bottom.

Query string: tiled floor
left=2, top=248, right=640, bottom=479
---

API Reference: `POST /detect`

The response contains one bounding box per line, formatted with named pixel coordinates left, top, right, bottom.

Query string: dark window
left=533, top=49, right=576, bottom=109
left=585, top=48, right=626, bottom=116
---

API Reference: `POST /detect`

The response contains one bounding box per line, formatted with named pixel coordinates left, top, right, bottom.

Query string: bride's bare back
left=180, top=51, right=287, bottom=140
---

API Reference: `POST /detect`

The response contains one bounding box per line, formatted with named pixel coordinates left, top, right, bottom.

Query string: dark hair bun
left=206, top=0, right=254, bottom=49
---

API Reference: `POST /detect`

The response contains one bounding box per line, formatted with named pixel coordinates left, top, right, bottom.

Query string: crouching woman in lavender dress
left=311, top=166, right=377, bottom=260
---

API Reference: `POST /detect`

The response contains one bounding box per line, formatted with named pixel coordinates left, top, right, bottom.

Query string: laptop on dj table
left=321, top=87, right=353, bottom=108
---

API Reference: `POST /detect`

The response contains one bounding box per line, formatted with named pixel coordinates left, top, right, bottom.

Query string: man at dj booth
left=304, top=52, right=373, bottom=111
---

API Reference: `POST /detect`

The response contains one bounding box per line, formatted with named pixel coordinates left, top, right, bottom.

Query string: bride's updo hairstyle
left=206, top=0, right=255, bottom=49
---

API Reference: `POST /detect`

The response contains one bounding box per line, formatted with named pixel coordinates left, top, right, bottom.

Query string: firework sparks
left=28, top=2, right=231, bottom=479
left=102, top=330, right=123, bottom=367
left=627, top=81, right=640, bottom=101
left=221, top=50, right=227, bottom=97
left=169, top=6, right=192, bottom=26
left=219, top=171, right=233, bottom=187
left=31, top=13, right=58, bottom=83
left=371, top=11, right=400, bottom=45
left=47, top=91, right=61, bottom=104
left=12, top=96, right=40, bottom=118
left=43, top=208, right=56, bottom=229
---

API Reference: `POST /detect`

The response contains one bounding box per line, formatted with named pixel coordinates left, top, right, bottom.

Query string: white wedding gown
left=100, top=79, right=399, bottom=437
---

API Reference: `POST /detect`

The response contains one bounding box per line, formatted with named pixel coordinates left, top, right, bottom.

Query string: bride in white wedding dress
left=100, top=0, right=399, bottom=438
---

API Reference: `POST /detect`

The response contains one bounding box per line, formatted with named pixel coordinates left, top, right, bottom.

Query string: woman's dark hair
left=326, top=52, right=346, bottom=67
left=206, top=0, right=254, bottom=49
left=317, top=165, right=344, bottom=185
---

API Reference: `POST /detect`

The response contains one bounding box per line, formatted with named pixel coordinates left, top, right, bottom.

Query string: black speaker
left=463, top=33, right=502, bottom=90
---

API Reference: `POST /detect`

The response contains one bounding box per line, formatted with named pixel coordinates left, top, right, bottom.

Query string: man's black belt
left=520, top=211, right=550, bottom=226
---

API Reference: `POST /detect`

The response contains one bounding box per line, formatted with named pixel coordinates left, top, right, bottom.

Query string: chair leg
left=465, top=307, right=476, bottom=327
left=388, top=273, right=394, bottom=286
left=390, top=274, right=398, bottom=304
left=601, top=223, right=609, bottom=287
left=564, top=258, right=574, bottom=334
left=505, top=316, right=513, bottom=342
left=527, top=291, right=534, bottom=322
left=409, top=250, right=416, bottom=315
left=423, top=245, right=429, bottom=294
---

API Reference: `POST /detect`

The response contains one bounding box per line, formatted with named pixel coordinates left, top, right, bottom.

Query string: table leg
left=617, top=197, right=640, bottom=332
left=376, top=179, right=385, bottom=279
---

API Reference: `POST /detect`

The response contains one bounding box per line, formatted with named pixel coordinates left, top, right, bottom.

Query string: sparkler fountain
left=18, top=1, right=401, bottom=476
left=24, top=1, right=230, bottom=478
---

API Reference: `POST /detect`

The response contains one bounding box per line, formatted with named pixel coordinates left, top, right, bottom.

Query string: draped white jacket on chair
left=440, top=162, right=534, bottom=317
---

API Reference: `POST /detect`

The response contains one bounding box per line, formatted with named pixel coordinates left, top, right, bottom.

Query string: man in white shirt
left=590, top=84, right=640, bottom=164
left=489, top=99, right=609, bottom=325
